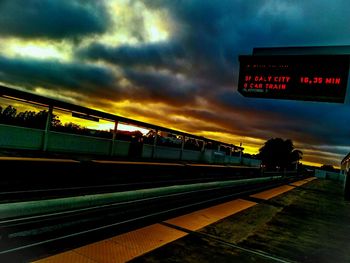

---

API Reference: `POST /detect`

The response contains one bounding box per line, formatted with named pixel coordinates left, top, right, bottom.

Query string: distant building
left=341, top=152, right=350, bottom=174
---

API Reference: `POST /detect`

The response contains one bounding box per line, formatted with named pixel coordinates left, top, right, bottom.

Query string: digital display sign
left=238, top=55, right=349, bottom=103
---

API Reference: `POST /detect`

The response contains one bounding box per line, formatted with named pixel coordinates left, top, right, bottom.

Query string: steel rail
left=0, top=177, right=297, bottom=258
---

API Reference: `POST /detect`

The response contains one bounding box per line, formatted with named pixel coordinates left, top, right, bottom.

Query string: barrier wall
left=212, top=151, right=226, bottom=163
left=112, top=140, right=130, bottom=157
left=47, top=132, right=111, bottom=155
left=0, top=124, right=44, bottom=150
left=182, top=149, right=202, bottom=162
left=0, top=124, right=260, bottom=167
left=154, top=145, right=181, bottom=160
left=202, top=149, right=226, bottom=163
left=242, top=157, right=261, bottom=167
left=202, top=149, right=213, bottom=163
left=224, top=155, right=241, bottom=165
left=142, top=144, right=153, bottom=158
left=315, top=169, right=344, bottom=182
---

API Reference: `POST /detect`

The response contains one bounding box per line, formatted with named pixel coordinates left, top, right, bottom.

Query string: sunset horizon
left=1, top=0, right=349, bottom=167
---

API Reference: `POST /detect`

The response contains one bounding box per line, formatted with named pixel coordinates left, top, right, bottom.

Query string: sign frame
left=238, top=54, right=350, bottom=103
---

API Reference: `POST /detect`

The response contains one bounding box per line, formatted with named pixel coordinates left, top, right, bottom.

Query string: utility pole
left=43, top=105, right=53, bottom=152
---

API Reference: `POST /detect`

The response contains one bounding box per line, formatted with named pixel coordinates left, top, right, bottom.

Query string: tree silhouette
left=0, top=105, right=114, bottom=138
left=1, top=105, right=17, bottom=124
left=320, top=164, right=335, bottom=172
left=258, top=138, right=303, bottom=170
left=0, top=106, right=61, bottom=129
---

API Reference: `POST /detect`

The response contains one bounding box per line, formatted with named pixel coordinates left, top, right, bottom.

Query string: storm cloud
left=0, top=0, right=110, bottom=39
left=78, top=42, right=185, bottom=69
left=1, top=0, right=350, bottom=166
left=0, top=56, right=117, bottom=97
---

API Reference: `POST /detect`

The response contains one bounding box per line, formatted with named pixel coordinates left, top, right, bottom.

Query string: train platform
left=0, top=156, right=246, bottom=167
left=30, top=176, right=350, bottom=263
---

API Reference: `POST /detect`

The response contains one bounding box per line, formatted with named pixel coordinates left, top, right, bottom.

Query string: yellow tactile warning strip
left=305, top=177, right=317, bottom=182
left=33, top=178, right=316, bottom=263
left=250, top=185, right=296, bottom=200
left=33, top=251, right=97, bottom=263
left=73, top=224, right=186, bottom=263
left=290, top=177, right=316, bottom=187
left=165, top=199, right=256, bottom=231
left=33, top=200, right=256, bottom=263
left=34, top=224, right=186, bottom=263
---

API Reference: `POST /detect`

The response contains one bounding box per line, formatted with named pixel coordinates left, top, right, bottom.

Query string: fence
left=0, top=123, right=261, bottom=167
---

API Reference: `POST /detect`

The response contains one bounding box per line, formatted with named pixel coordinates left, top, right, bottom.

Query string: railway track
left=0, top=160, right=264, bottom=203
left=0, top=175, right=261, bottom=203
left=0, top=174, right=305, bottom=262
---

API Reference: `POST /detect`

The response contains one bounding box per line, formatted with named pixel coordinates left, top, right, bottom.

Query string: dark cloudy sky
left=0, top=0, right=350, bottom=166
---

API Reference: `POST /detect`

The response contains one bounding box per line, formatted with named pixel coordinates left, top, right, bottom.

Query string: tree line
left=0, top=105, right=232, bottom=152
left=0, top=105, right=112, bottom=138
left=258, top=138, right=303, bottom=170
left=1, top=105, right=309, bottom=168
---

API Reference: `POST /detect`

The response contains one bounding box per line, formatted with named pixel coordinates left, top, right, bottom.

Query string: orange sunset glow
left=0, top=0, right=350, bottom=167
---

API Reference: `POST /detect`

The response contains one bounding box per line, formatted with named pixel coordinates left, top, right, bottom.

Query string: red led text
left=300, top=77, right=341, bottom=85
left=243, top=75, right=290, bottom=90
